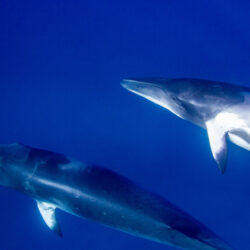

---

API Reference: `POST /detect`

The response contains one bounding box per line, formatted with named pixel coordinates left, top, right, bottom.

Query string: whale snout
left=120, top=79, right=132, bottom=89
left=121, top=79, right=148, bottom=93
left=121, top=79, right=165, bottom=99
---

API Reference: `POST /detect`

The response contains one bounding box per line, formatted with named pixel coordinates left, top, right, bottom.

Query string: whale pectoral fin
left=37, top=201, right=63, bottom=237
left=206, top=121, right=228, bottom=173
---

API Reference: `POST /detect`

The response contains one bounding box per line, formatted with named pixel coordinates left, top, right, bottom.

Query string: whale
left=0, top=143, right=231, bottom=249
left=121, top=78, right=250, bottom=173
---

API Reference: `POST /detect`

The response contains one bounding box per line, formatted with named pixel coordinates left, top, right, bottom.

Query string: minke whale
left=121, top=78, right=250, bottom=173
left=0, top=143, right=231, bottom=249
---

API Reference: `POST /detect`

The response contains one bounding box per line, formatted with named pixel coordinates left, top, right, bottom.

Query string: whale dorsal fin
left=206, top=119, right=228, bottom=173
left=37, top=201, right=62, bottom=237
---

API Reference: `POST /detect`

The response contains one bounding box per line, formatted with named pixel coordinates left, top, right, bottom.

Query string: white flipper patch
left=206, top=119, right=228, bottom=173
left=37, top=201, right=62, bottom=237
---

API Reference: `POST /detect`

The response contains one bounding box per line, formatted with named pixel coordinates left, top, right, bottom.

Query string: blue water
left=0, top=0, right=250, bottom=249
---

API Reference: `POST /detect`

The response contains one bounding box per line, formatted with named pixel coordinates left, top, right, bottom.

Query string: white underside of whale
left=205, top=92, right=250, bottom=172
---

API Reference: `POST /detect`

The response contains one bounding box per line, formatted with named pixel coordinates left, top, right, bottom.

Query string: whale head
left=121, top=78, right=244, bottom=128
left=0, top=143, right=30, bottom=187
left=121, top=78, right=188, bottom=119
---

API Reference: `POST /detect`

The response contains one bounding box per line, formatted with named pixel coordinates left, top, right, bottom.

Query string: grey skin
left=0, top=143, right=231, bottom=250
left=121, top=78, right=250, bottom=173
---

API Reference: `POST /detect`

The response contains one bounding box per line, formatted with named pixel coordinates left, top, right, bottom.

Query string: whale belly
left=205, top=98, right=250, bottom=172
left=228, top=132, right=250, bottom=151
left=227, top=93, right=250, bottom=150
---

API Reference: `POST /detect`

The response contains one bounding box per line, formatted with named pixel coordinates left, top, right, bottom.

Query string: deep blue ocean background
left=0, top=1, right=250, bottom=249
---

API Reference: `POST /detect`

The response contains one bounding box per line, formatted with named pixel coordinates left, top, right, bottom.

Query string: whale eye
left=171, top=95, right=177, bottom=101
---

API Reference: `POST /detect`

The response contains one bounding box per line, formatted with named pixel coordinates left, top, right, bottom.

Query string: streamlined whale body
left=121, top=78, right=250, bottom=173
left=0, top=143, right=230, bottom=249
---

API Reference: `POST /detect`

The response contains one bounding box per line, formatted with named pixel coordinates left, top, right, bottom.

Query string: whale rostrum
left=121, top=78, right=250, bottom=173
left=0, top=143, right=231, bottom=249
